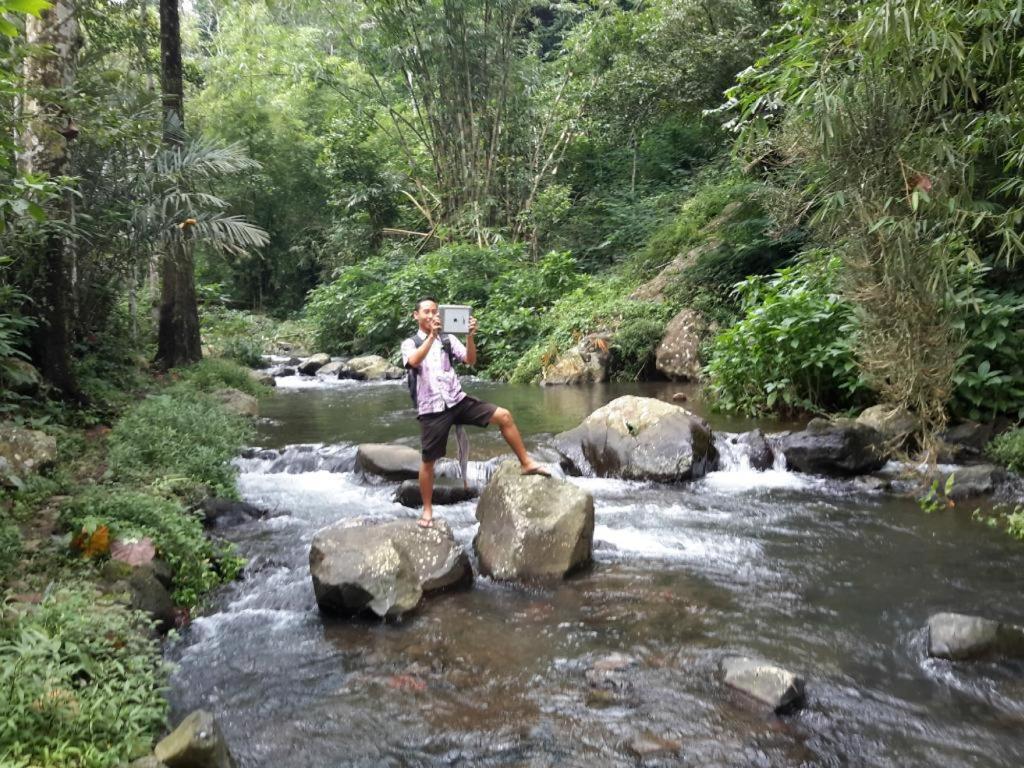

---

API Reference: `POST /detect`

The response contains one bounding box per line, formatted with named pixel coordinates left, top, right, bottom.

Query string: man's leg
left=489, top=407, right=548, bottom=475
left=418, top=459, right=435, bottom=526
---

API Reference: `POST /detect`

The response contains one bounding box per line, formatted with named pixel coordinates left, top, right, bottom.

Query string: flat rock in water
left=927, top=612, right=1024, bottom=661
left=154, top=709, right=236, bottom=768
left=474, top=461, right=594, bottom=581
left=554, top=395, right=716, bottom=482
left=310, top=519, right=471, bottom=618
left=936, top=464, right=1008, bottom=500
left=721, top=656, right=806, bottom=714
left=779, top=418, right=886, bottom=476
left=394, top=479, right=478, bottom=508
left=355, top=443, right=421, bottom=480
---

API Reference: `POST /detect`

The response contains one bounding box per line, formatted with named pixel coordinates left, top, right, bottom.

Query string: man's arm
left=464, top=316, right=478, bottom=366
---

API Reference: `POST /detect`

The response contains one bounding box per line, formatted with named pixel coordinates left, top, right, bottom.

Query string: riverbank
left=0, top=358, right=268, bottom=766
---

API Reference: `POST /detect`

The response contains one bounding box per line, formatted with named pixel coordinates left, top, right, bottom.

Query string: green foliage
left=107, top=388, right=253, bottom=499
left=705, top=253, right=871, bottom=416
left=988, top=428, right=1024, bottom=475
left=170, top=357, right=269, bottom=399
left=0, top=520, right=20, bottom=583
left=919, top=473, right=956, bottom=515
left=0, top=587, right=166, bottom=767
left=972, top=504, right=1024, bottom=543
left=59, top=488, right=240, bottom=608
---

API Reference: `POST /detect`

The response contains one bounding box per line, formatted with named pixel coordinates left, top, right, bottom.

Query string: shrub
left=988, top=428, right=1024, bottom=474
left=200, top=307, right=294, bottom=366
left=704, top=253, right=872, bottom=416
left=171, top=357, right=269, bottom=398
left=0, top=521, right=20, bottom=584
left=107, top=390, right=253, bottom=498
left=60, top=488, right=242, bottom=607
left=0, top=587, right=167, bottom=767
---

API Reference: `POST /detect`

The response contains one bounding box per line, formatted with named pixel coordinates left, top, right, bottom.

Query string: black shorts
left=418, top=396, right=498, bottom=462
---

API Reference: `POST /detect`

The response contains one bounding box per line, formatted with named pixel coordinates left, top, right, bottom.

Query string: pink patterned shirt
left=401, top=330, right=468, bottom=416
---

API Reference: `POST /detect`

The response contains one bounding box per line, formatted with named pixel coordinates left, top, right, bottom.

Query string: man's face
left=413, top=300, right=439, bottom=331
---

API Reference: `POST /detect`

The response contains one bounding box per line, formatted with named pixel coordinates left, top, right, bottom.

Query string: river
left=166, top=375, right=1024, bottom=767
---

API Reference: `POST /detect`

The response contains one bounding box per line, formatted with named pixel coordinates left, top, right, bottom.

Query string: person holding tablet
left=401, top=296, right=550, bottom=528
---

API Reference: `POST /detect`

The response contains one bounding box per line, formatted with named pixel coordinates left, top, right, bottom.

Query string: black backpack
left=406, top=333, right=455, bottom=407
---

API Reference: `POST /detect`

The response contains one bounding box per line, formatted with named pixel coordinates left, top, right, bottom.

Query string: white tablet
left=439, top=304, right=472, bottom=335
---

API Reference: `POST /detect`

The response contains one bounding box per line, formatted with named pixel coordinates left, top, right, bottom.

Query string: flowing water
left=167, top=375, right=1024, bottom=767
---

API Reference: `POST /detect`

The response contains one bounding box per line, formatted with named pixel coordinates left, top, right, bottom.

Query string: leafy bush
left=200, top=307, right=302, bottom=366
left=988, top=428, right=1024, bottom=474
left=950, top=282, right=1024, bottom=421
left=60, top=488, right=241, bottom=607
left=0, top=521, right=20, bottom=584
left=171, top=357, right=269, bottom=398
left=704, top=253, right=872, bottom=416
left=107, top=390, right=253, bottom=498
left=0, top=587, right=167, bottom=767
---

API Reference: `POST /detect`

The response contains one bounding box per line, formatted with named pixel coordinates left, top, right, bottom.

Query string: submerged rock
left=394, top=479, right=478, bottom=508
left=297, top=353, right=331, bottom=375
left=355, top=443, right=422, bottom=480
left=779, top=418, right=886, bottom=476
left=721, top=656, right=806, bottom=714
left=541, top=332, right=611, bottom=386
left=655, top=308, right=708, bottom=381
left=474, top=461, right=594, bottom=580
left=310, top=518, right=471, bottom=618
left=211, top=387, right=258, bottom=417
left=154, top=709, right=237, bottom=768
left=554, top=395, right=716, bottom=482
left=927, top=612, right=1024, bottom=661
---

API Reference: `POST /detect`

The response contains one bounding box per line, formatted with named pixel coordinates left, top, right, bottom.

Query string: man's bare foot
left=417, top=514, right=434, bottom=528
left=520, top=462, right=551, bottom=477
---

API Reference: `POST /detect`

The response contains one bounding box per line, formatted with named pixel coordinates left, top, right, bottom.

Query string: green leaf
left=4, top=0, right=51, bottom=15
left=0, top=17, right=19, bottom=36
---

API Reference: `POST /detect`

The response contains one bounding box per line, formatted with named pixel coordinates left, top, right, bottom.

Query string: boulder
left=732, top=429, right=774, bottom=471
left=0, top=426, right=58, bottom=488
left=268, top=365, right=295, bottom=378
left=856, top=404, right=919, bottom=445
left=394, top=479, right=479, bottom=508
left=211, top=388, right=258, bottom=417
left=297, top=353, right=331, bottom=375
left=938, top=421, right=994, bottom=462
left=101, top=561, right=176, bottom=634
left=927, top=612, right=1024, bottom=661
left=317, top=360, right=345, bottom=378
left=348, top=355, right=404, bottom=381
left=778, top=418, right=887, bottom=476
left=474, top=461, right=594, bottom=580
left=936, top=464, right=1008, bottom=501
left=655, top=308, right=708, bottom=381
left=154, top=709, right=237, bottom=768
left=4, top=358, right=43, bottom=395
left=554, top=396, right=717, bottom=482
left=355, top=443, right=421, bottom=480
left=309, top=519, right=471, bottom=618
left=721, top=656, right=806, bottom=714
left=247, top=369, right=276, bottom=388
left=336, top=361, right=367, bottom=381
left=541, top=333, right=611, bottom=386
left=198, top=498, right=267, bottom=528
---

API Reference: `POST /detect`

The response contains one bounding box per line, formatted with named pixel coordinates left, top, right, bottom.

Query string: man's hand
left=468, top=316, right=478, bottom=337
left=429, top=315, right=442, bottom=338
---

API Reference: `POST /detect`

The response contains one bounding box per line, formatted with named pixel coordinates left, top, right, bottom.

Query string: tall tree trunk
left=155, top=0, right=202, bottom=369
left=18, top=0, right=82, bottom=399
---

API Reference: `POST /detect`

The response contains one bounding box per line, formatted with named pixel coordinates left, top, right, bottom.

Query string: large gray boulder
left=297, top=353, right=331, bottom=375
left=310, top=519, right=471, bottom=618
left=0, top=426, right=57, bottom=488
left=721, top=656, right=806, bottom=714
left=211, top=388, right=258, bottom=417
left=541, top=333, right=611, bottom=386
left=927, top=612, right=1024, bottom=661
left=856, top=404, right=919, bottom=445
left=778, top=418, right=887, bottom=476
left=348, top=355, right=405, bottom=381
left=355, top=443, right=421, bottom=480
left=154, top=709, right=236, bottom=768
left=316, top=360, right=345, bottom=378
left=474, top=461, right=594, bottom=581
left=655, top=308, right=708, bottom=381
left=554, top=396, right=716, bottom=482
left=935, top=464, right=1008, bottom=500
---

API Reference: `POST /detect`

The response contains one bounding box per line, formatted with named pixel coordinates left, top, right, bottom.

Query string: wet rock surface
left=297, top=353, right=331, bottom=375
left=198, top=497, right=267, bottom=528
left=554, top=395, right=717, bottom=482
left=355, top=443, right=422, bottom=480
left=779, top=418, right=887, bottom=476
left=656, top=308, right=708, bottom=381
left=394, top=478, right=479, bottom=508
left=154, top=709, right=237, bottom=768
left=474, top=461, right=594, bottom=580
left=927, top=612, right=1024, bottom=661
left=310, top=518, right=471, bottom=618
left=720, top=656, right=806, bottom=714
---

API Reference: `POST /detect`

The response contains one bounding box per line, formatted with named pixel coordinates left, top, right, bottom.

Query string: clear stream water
left=167, top=376, right=1024, bottom=767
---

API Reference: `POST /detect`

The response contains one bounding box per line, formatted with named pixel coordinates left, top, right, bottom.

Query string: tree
left=17, top=0, right=81, bottom=397
left=155, top=0, right=200, bottom=368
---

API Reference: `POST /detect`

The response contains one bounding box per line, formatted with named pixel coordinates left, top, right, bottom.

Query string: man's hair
left=414, top=296, right=438, bottom=311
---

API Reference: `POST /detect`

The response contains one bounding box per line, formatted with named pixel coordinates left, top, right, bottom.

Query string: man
left=401, top=297, right=549, bottom=528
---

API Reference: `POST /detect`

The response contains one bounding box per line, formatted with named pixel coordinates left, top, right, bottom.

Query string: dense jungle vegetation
left=2, top=0, right=1024, bottom=765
